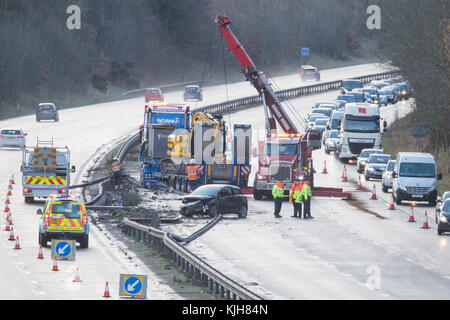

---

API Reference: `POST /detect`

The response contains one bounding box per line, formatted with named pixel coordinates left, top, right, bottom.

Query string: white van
left=392, top=152, right=442, bottom=205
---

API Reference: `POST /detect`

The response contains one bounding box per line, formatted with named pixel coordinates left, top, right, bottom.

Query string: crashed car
left=180, top=184, right=248, bottom=218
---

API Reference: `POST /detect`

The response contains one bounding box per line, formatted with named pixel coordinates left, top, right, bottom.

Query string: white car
left=382, top=160, right=396, bottom=192
left=324, top=130, right=340, bottom=154
left=0, top=128, right=26, bottom=149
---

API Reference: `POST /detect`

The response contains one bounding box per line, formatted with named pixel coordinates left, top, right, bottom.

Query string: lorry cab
left=336, top=103, right=385, bottom=162
left=392, top=152, right=442, bottom=206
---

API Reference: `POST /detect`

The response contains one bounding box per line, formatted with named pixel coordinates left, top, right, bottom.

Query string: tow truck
left=139, top=102, right=252, bottom=191
left=21, top=138, right=75, bottom=203
left=216, top=14, right=351, bottom=199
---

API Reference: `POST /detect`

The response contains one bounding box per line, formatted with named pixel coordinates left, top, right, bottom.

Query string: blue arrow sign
left=302, top=47, right=310, bottom=56
left=124, top=276, right=142, bottom=295
left=55, top=241, right=71, bottom=256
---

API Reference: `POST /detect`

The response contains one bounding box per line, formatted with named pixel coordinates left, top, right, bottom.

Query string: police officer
left=186, top=159, right=200, bottom=191
left=302, top=180, right=313, bottom=219
left=290, top=178, right=303, bottom=218
left=272, top=179, right=284, bottom=218
left=109, top=157, right=123, bottom=189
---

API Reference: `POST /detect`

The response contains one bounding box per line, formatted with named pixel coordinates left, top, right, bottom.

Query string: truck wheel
left=395, top=193, right=402, bottom=205
left=79, top=235, right=89, bottom=249
left=253, top=189, right=263, bottom=200
left=25, top=196, right=34, bottom=204
left=382, top=186, right=388, bottom=193
left=238, top=205, right=248, bottom=219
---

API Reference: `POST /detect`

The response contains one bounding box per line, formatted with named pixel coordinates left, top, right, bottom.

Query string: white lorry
left=392, top=152, right=442, bottom=205
left=335, top=103, right=386, bottom=162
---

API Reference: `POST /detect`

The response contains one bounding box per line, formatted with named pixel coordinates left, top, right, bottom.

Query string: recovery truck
left=139, top=103, right=252, bottom=191
left=21, top=138, right=74, bottom=203
left=216, top=14, right=351, bottom=200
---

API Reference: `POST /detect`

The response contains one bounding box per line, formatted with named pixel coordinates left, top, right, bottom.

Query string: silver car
left=357, top=148, right=384, bottom=173
left=382, top=160, right=396, bottom=192
left=0, top=128, right=26, bottom=149
left=364, top=154, right=391, bottom=180
left=324, top=130, right=340, bottom=154
left=436, top=191, right=450, bottom=223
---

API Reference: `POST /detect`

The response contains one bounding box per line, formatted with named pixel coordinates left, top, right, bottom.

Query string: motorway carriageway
left=1, top=63, right=440, bottom=300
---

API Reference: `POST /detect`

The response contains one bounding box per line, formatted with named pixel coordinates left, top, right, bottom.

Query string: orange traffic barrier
left=52, top=257, right=59, bottom=271
left=408, top=204, right=416, bottom=222
left=356, top=175, right=362, bottom=190
left=73, top=267, right=82, bottom=282
left=388, top=194, right=395, bottom=210
left=421, top=211, right=430, bottom=229
left=370, top=184, right=377, bottom=199
left=8, top=227, right=15, bottom=241
left=37, top=245, right=44, bottom=259
left=14, top=236, right=21, bottom=249
left=103, top=282, right=111, bottom=298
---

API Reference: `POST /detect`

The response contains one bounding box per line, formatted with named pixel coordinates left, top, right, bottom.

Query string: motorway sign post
left=119, top=274, right=148, bottom=299
left=51, top=239, right=76, bottom=260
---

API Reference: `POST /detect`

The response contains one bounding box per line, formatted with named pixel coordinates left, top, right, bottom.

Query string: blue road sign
left=119, top=274, right=148, bottom=298
left=302, top=47, right=310, bottom=56
left=51, top=239, right=76, bottom=260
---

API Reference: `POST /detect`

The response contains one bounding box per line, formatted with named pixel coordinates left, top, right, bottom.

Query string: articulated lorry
left=335, top=103, right=387, bottom=162
left=21, top=138, right=74, bottom=203
left=139, top=103, right=252, bottom=191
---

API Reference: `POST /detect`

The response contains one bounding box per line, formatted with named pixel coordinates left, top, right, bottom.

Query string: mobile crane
left=216, top=14, right=342, bottom=199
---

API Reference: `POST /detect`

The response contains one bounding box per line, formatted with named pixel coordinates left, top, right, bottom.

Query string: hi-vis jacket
left=186, top=165, right=200, bottom=180
left=272, top=182, right=284, bottom=198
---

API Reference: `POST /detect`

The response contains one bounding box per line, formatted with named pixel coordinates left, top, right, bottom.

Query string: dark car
left=341, top=79, right=362, bottom=94
left=299, top=65, right=320, bottom=81
left=180, top=184, right=248, bottom=218
left=183, top=85, right=203, bottom=101
left=436, top=199, right=450, bottom=235
left=336, top=94, right=356, bottom=104
left=435, top=191, right=450, bottom=223
left=36, top=103, right=59, bottom=122
left=347, top=89, right=366, bottom=102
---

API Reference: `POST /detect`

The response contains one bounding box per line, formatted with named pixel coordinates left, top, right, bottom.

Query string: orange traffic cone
left=73, top=267, right=82, bottom=282
left=5, top=194, right=10, bottom=205
left=421, top=211, right=430, bottom=229
left=14, top=236, right=21, bottom=249
left=408, top=204, right=415, bottom=222
left=388, top=194, right=395, bottom=210
left=4, top=223, right=10, bottom=231
left=37, top=245, right=44, bottom=259
left=103, top=281, right=111, bottom=298
left=370, top=184, right=377, bottom=199
left=322, top=160, right=328, bottom=174
left=10, top=174, right=15, bottom=185
left=356, top=175, right=362, bottom=190
left=342, top=165, right=348, bottom=182
left=52, top=257, right=59, bottom=271
left=8, top=226, right=15, bottom=241
left=4, top=203, right=10, bottom=213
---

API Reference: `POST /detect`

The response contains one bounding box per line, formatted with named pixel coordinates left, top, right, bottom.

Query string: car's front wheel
left=209, top=206, right=218, bottom=218
left=238, top=205, right=248, bottom=219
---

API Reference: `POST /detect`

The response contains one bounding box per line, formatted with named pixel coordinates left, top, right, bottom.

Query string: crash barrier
left=195, top=71, right=399, bottom=114
left=122, top=217, right=263, bottom=300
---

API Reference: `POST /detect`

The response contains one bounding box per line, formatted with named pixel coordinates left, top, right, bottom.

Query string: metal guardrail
left=195, top=71, right=399, bottom=114
left=122, top=80, right=201, bottom=96
left=122, top=217, right=263, bottom=300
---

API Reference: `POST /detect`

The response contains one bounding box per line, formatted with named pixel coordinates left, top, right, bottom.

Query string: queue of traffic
left=307, top=76, right=448, bottom=236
